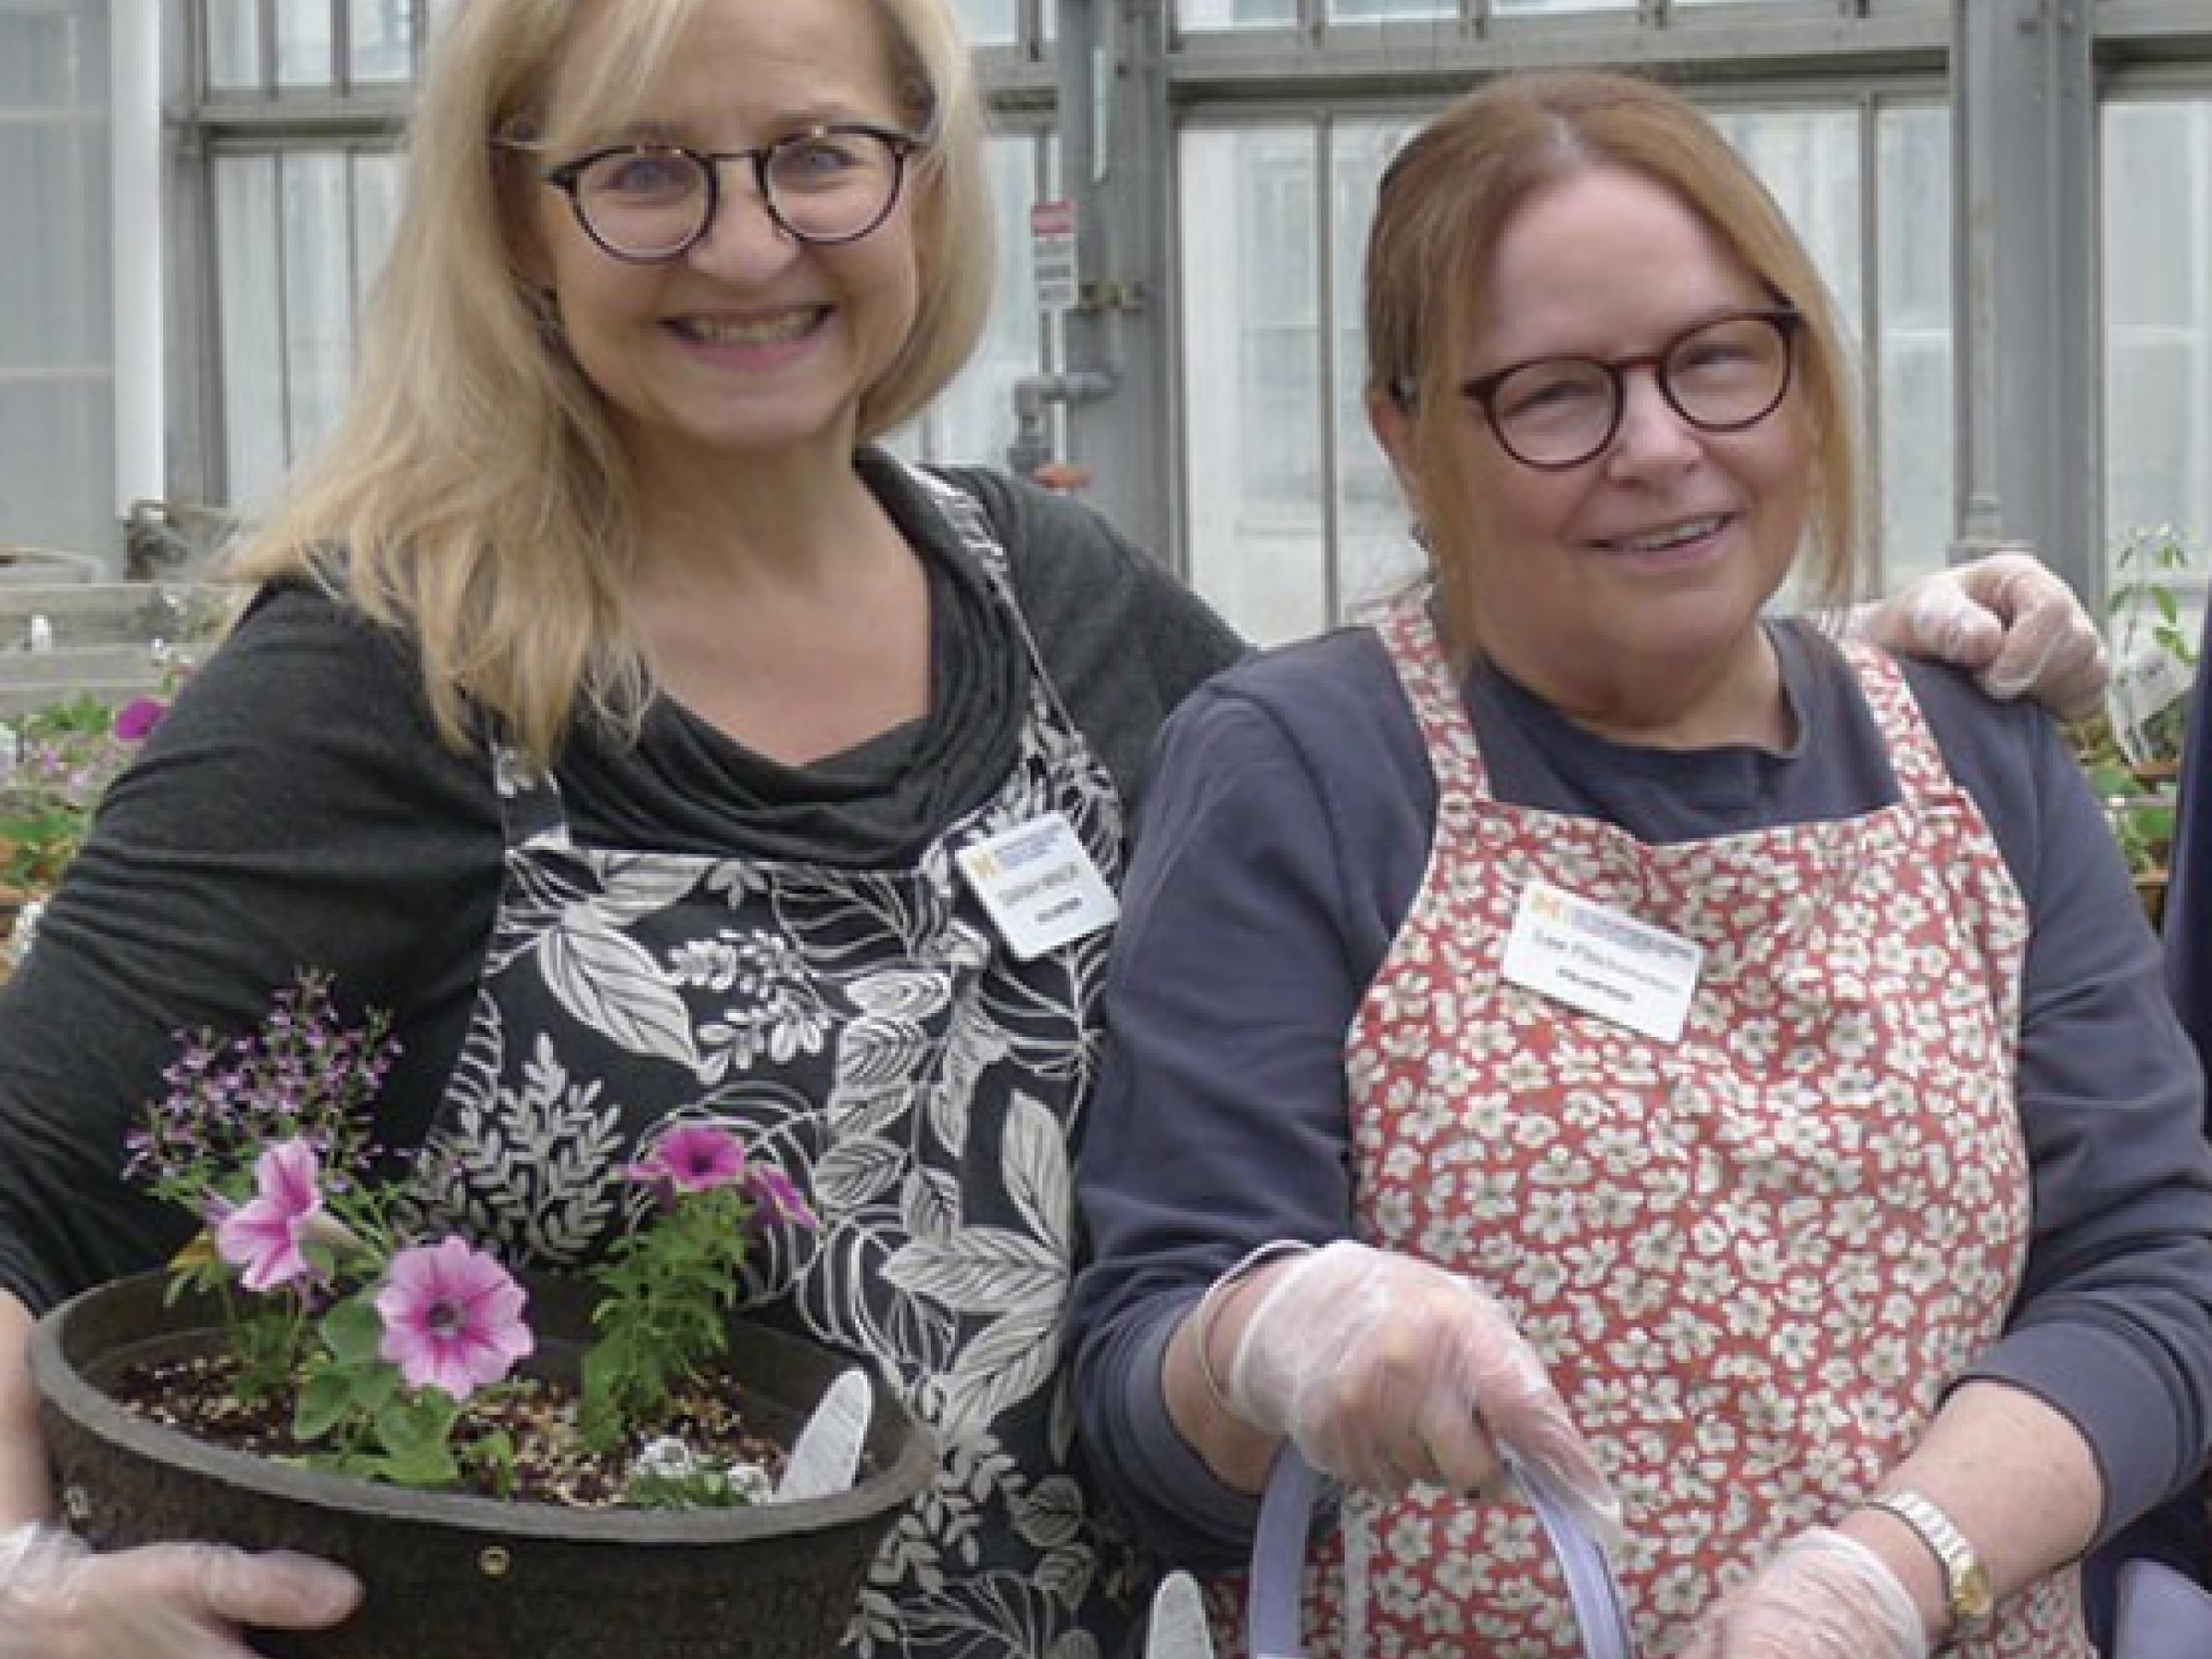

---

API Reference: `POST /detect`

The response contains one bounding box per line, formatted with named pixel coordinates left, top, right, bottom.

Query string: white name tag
left=1500, top=879, right=1702, bottom=1044
left=955, top=810, right=1120, bottom=960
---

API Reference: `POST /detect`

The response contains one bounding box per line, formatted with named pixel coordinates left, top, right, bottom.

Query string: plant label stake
left=775, top=1368, right=874, bottom=1502
left=1145, top=1571, right=1216, bottom=1659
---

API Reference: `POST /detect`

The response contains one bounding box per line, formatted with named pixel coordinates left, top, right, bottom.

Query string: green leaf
left=320, top=1293, right=387, bottom=1366
left=295, top=1370, right=359, bottom=1441
left=367, top=1439, right=463, bottom=1488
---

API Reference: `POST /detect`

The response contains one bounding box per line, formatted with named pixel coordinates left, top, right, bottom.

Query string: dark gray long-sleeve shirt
left=1071, top=618, right=2212, bottom=1569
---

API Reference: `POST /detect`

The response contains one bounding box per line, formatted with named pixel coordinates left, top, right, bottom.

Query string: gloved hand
left=1864, top=549, right=2109, bottom=720
left=0, top=1523, right=360, bottom=1657
left=1221, top=1240, right=1617, bottom=1540
left=1679, top=1526, right=1930, bottom=1659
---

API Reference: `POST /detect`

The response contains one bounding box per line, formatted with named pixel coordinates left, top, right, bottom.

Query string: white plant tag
left=1144, top=1571, right=1215, bottom=1659
left=774, top=1369, right=873, bottom=1502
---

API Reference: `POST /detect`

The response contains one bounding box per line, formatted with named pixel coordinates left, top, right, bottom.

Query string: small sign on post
left=1030, top=198, right=1078, bottom=314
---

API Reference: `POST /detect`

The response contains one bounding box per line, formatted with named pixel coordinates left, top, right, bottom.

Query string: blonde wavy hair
left=1364, top=70, right=1866, bottom=647
left=222, top=0, right=996, bottom=770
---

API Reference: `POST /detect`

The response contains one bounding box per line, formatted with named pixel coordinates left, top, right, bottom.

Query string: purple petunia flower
left=373, top=1238, right=534, bottom=1401
left=625, top=1124, right=747, bottom=1196
left=214, top=1140, right=324, bottom=1292
left=741, top=1163, right=818, bottom=1231
left=110, top=696, right=168, bottom=742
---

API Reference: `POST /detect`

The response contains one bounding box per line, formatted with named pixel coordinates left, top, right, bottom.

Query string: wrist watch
left=1867, top=1488, right=1994, bottom=1646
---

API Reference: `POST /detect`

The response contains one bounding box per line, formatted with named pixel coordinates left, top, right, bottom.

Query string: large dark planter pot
left=29, top=1270, right=935, bottom=1659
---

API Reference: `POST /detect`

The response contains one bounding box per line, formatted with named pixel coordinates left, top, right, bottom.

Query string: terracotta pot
left=29, top=1271, right=934, bottom=1659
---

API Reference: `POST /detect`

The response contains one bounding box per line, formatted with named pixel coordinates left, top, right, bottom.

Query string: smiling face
left=524, top=0, right=926, bottom=482
left=1377, top=166, right=1816, bottom=739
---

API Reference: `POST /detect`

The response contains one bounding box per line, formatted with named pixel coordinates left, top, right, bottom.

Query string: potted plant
left=2105, top=524, right=2200, bottom=775
left=26, top=971, right=934, bottom=1658
left=2075, top=729, right=2179, bottom=928
left=2074, top=524, right=2201, bottom=928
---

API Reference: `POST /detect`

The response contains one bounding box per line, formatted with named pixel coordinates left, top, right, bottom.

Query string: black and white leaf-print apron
left=414, top=471, right=1142, bottom=1659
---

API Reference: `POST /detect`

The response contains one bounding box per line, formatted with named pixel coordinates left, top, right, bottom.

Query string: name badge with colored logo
left=955, top=811, right=1120, bottom=960
left=1500, top=878, right=1702, bottom=1044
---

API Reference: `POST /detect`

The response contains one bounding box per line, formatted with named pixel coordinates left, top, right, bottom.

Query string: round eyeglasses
left=1460, top=309, right=1804, bottom=471
left=508, top=123, right=927, bottom=262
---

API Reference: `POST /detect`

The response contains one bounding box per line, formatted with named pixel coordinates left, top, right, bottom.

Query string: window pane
left=908, top=135, right=1050, bottom=468
left=2104, top=99, right=2212, bottom=613
left=350, top=0, right=413, bottom=85
left=0, top=380, right=112, bottom=558
left=216, top=155, right=288, bottom=507
left=1328, top=0, right=1452, bottom=18
left=276, top=0, right=334, bottom=88
left=0, top=103, right=107, bottom=370
left=953, top=0, right=1017, bottom=46
left=352, top=151, right=404, bottom=290
left=1182, top=126, right=1329, bottom=645
left=1334, top=117, right=1423, bottom=618
left=278, top=153, right=356, bottom=460
left=1493, top=0, right=1627, bottom=15
left=1177, top=0, right=1296, bottom=28
left=0, top=7, right=100, bottom=103
left=205, top=0, right=260, bottom=92
left=0, top=0, right=112, bottom=559
left=217, top=146, right=401, bottom=508
left=1710, top=109, right=1875, bottom=589
left=1876, top=103, right=1952, bottom=593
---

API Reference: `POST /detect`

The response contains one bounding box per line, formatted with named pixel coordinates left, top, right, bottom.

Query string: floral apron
left=1249, top=598, right=2087, bottom=1659
left=411, top=470, right=1140, bottom=1659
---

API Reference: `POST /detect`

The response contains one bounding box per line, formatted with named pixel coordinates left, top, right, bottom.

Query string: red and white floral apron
left=1266, top=599, right=2087, bottom=1659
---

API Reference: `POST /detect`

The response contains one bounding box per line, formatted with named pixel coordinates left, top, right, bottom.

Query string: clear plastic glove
left=1864, top=549, right=2109, bottom=720
left=0, top=1523, right=360, bottom=1658
left=1680, top=1526, right=1930, bottom=1659
left=1222, top=1239, right=1618, bottom=1541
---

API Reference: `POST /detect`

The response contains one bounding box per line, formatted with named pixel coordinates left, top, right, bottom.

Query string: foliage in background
left=0, top=693, right=167, bottom=889
left=2105, top=523, right=2200, bottom=768
left=2071, top=524, right=2200, bottom=922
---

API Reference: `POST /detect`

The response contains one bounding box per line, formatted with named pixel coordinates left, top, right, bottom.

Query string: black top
left=0, top=455, right=1247, bottom=1312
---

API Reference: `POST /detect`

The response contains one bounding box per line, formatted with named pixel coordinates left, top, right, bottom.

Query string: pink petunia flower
left=741, top=1164, right=817, bottom=1231
left=626, top=1124, right=747, bottom=1196
left=110, top=697, right=167, bottom=742
left=214, top=1140, right=324, bottom=1292
left=373, top=1238, right=535, bottom=1402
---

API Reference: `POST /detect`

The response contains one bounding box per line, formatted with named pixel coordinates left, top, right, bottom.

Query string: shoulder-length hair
left=1364, top=69, right=1865, bottom=640
left=221, top=0, right=995, bottom=770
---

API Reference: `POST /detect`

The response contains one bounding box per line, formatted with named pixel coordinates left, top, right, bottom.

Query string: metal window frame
left=157, top=0, right=2212, bottom=607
